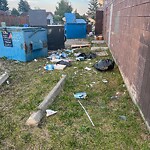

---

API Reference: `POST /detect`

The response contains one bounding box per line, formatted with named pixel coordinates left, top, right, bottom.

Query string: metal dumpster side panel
left=46, top=25, right=65, bottom=50
left=0, top=27, right=48, bottom=62
left=0, top=29, right=26, bottom=61
left=23, top=29, right=48, bottom=61
left=65, top=23, right=87, bottom=39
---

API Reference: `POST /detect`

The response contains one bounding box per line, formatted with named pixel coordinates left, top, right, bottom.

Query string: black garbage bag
left=56, top=60, right=72, bottom=67
left=94, top=59, right=115, bottom=71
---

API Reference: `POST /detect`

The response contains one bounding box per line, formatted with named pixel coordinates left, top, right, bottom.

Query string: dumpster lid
left=0, top=27, right=46, bottom=32
left=65, top=13, right=76, bottom=23
left=76, top=19, right=86, bottom=24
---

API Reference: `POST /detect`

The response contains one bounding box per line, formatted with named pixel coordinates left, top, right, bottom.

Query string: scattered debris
left=64, top=49, right=73, bottom=53
left=46, top=109, right=57, bottom=117
left=6, top=80, right=10, bottom=85
left=74, top=52, right=82, bottom=57
left=94, top=59, right=115, bottom=71
left=44, top=64, right=54, bottom=71
left=60, top=52, right=68, bottom=58
left=78, top=100, right=95, bottom=126
left=56, top=60, right=72, bottom=67
left=54, top=64, right=66, bottom=70
left=76, top=57, right=85, bottom=61
left=86, top=53, right=96, bottom=59
left=110, top=95, right=119, bottom=100
left=102, top=79, right=108, bottom=83
left=85, top=67, right=92, bottom=71
left=119, top=115, right=127, bottom=121
left=88, top=32, right=93, bottom=37
left=76, top=52, right=96, bottom=61
left=74, top=92, right=87, bottom=99
left=0, top=72, right=9, bottom=85
left=123, top=84, right=126, bottom=87
left=48, top=53, right=60, bottom=60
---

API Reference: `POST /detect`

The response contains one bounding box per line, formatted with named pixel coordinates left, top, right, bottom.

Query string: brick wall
left=103, top=0, right=150, bottom=129
left=0, top=15, right=29, bottom=26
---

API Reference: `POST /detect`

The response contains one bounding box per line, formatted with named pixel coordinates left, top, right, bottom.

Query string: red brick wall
left=0, top=15, right=29, bottom=26
left=103, top=0, right=150, bottom=128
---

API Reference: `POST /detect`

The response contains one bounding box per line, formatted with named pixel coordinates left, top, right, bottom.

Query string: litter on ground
left=85, top=67, right=92, bottom=71
left=119, top=115, right=127, bottom=121
left=102, top=79, right=108, bottom=83
left=94, top=59, right=115, bottom=71
left=74, top=92, right=87, bottom=99
left=46, top=109, right=57, bottom=117
left=78, top=100, right=95, bottom=127
left=0, top=72, right=9, bottom=85
left=54, top=64, right=66, bottom=70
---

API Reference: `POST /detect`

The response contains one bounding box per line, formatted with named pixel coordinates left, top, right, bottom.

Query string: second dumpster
left=65, top=13, right=87, bottom=39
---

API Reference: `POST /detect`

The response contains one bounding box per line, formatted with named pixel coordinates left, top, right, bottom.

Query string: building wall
left=103, top=0, right=150, bottom=129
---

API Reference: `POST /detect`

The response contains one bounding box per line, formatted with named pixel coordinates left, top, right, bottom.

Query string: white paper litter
left=54, top=64, right=66, bottom=70
left=46, top=109, right=57, bottom=117
left=85, top=67, right=92, bottom=71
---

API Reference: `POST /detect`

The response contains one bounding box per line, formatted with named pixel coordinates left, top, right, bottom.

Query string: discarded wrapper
left=46, top=109, right=57, bottom=117
left=119, top=115, right=127, bottom=120
left=44, top=64, right=54, bottom=71
left=85, top=67, right=92, bottom=71
left=54, top=64, right=66, bottom=70
left=74, top=92, right=87, bottom=99
left=102, top=79, right=108, bottom=83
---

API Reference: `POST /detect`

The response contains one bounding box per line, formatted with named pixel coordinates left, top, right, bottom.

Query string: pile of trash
left=43, top=40, right=115, bottom=72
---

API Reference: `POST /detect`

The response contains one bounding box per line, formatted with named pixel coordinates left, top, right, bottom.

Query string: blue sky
left=8, top=0, right=89, bottom=14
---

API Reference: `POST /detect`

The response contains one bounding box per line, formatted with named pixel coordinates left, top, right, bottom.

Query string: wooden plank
left=71, top=44, right=91, bottom=49
left=0, top=73, right=9, bottom=85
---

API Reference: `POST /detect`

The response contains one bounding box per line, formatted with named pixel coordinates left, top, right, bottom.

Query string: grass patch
left=0, top=41, right=149, bottom=150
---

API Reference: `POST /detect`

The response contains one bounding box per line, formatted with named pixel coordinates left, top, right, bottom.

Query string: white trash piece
left=46, top=109, right=57, bottom=117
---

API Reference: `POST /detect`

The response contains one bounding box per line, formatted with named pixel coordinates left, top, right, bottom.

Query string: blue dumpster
left=65, top=13, right=86, bottom=39
left=0, top=27, right=48, bottom=62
